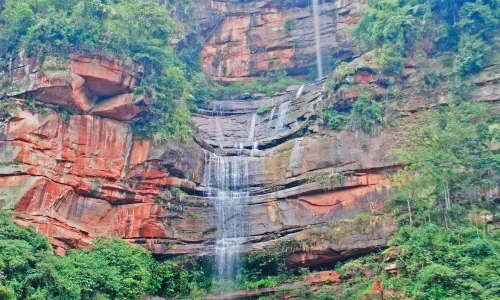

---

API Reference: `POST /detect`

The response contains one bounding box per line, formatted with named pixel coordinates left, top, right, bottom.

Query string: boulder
left=90, top=93, right=152, bottom=121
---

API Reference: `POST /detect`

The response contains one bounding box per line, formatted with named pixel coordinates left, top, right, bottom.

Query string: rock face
left=0, top=51, right=400, bottom=263
left=0, top=52, right=149, bottom=118
left=195, top=0, right=362, bottom=83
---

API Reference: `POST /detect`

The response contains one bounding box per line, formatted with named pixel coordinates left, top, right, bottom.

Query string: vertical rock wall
left=195, top=0, right=362, bottom=83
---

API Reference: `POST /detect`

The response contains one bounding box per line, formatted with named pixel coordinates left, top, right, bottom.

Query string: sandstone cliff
left=195, top=0, right=361, bottom=83
left=0, top=48, right=399, bottom=267
left=2, top=0, right=498, bottom=269
left=2, top=44, right=498, bottom=268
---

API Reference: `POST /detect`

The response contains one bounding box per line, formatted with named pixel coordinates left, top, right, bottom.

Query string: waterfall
left=204, top=152, right=250, bottom=282
left=312, top=0, right=323, bottom=79
left=275, top=101, right=291, bottom=131
left=296, top=85, right=305, bottom=99
left=251, top=142, right=259, bottom=156
left=247, top=113, right=257, bottom=141
left=213, top=102, right=225, bottom=146
left=267, top=106, right=276, bottom=129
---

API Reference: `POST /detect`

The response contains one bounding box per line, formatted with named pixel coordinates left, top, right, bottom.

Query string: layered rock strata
left=194, top=0, right=362, bottom=82
left=1, top=52, right=400, bottom=264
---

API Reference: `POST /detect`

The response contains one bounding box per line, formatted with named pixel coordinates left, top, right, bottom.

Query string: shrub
left=284, top=17, right=295, bottom=33
left=322, top=106, right=349, bottom=131
left=0, top=0, right=194, bottom=141
left=350, top=91, right=383, bottom=133
left=256, top=105, right=275, bottom=115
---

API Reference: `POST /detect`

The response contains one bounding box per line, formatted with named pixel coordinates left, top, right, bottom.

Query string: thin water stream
left=312, top=0, right=323, bottom=79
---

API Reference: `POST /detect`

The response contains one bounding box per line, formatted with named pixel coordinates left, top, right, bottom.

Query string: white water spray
left=251, top=142, right=259, bottom=156
left=312, top=0, right=323, bottom=79
left=204, top=152, right=250, bottom=281
left=267, top=106, right=276, bottom=129
left=296, top=85, right=305, bottom=99
left=247, top=113, right=257, bottom=141
left=275, top=101, right=291, bottom=131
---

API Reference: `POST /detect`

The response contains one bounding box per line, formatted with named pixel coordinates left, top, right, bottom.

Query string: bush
left=0, top=212, right=214, bottom=299
left=322, top=106, right=349, bottom=131
left=256, top=105, right=274, bottom=115
left=350, top=91, right=383, bottom=133
left=284, top=17, right=295, bottom=33
left=454, top=34, right=492, bottom=76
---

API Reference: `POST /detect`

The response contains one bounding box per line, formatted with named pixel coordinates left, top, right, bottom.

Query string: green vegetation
left=321, top=89, right=383, bottom=134
left=1, top=1, right=500, bottom=299
left=235, top=241, right=301, bottom=290
left=0, top=0, right=201, bottom=141
left=199, top=68, right=304, bottom=99
left=256, top=105, right=275, bottom=115
left=349, top=91, right=383, bottom=133
left=0, top=97, right=16, bottom=119
left=284, top=17, right=296, bottom=33
left=352, top=0, right=500, bottom=79
left=0, top=212, right=213, bottom=299
left=309, top=1, right=500, bottom=298
left=322, top=102, right=500, bottom=299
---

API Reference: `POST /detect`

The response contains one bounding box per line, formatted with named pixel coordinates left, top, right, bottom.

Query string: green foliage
left=236, top=241, right=301, bottom=290
left=0, top=212, right=214, bottom=299
left=352, top=0, right=500, bottom=77
left=0, top=1, right=35, bottom=54
left=158, top=256, right=212, bottom=298
left=201, top=68, right=304, bottom=100
left=284, top=17, right=295, bottom=33
left=393, top=102, right=499, bottom=226
left=334, top=101, right=500, bottom=299
left=51, top=238, right=159, bottom=299
left=256, top=105, right=275, bottom=115
left=454, top=33, right=492, bottom=76
left=321, top=89, right=384, bottom=134
left=354, top=213, right=371, bottom=222
left=350, top=91, right=383, bottom=134
left=321, top=105, right=349, bottom=131
left=0, top=0, right=195, bottom=141
left=0, top=98, right=17, bottom=119
left=384, top=224, right=500, bottom=299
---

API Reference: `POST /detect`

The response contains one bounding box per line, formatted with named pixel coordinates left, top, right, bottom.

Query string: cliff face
left=4, top=0, right=498, bottom=268
left=2, top=32, right=498, bottom=267
left=0, top=53, right=206, bottom=255
left=0, top=48, right=399, bottom=265
left=195, top=0, right=361, bottom=82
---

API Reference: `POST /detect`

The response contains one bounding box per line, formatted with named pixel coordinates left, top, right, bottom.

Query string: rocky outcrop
left=0, top=52, right=148, bottom=118
left=195, top=0, right=362, bottom=82
left=0, top=107, right=207, bottom=254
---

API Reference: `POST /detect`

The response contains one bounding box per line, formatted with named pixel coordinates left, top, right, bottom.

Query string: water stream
left=267, top=106, right=276, bottom=129
left=275, top=101, right=291, bottom=131
left=204, top=152, right=250, bottom=281
left=247, top=113, right=257, bottom=141
left=312, top=0, right=324, bottom=79
left=213, top=102, right=225, bottom=147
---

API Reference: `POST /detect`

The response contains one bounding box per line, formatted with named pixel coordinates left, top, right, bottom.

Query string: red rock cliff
left=194, top=0, right=361, bottom=83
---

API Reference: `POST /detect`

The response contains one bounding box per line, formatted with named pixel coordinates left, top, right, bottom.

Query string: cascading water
left=213, top=102, right=225, bottom=147
left=296, top=85, right=305, bottom=99
left=275, top=101, right=291, bottom=131
left=251, top=142, right=259, bottom=156
left=312, top=0, right=323, bottom=79
left=267, top=106, right=276, bottom=129
left=204, top=152, right=250, bottom=283
left=247, top=113, right=257, bottom=141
